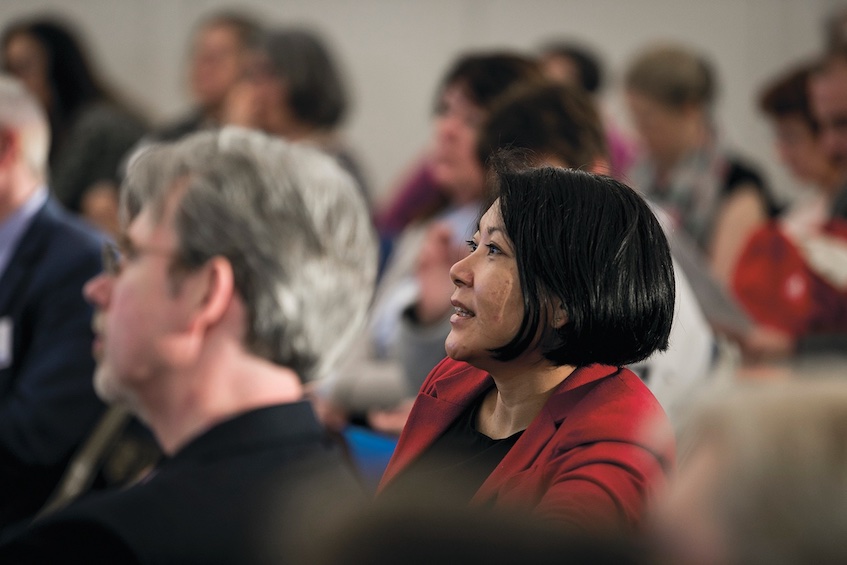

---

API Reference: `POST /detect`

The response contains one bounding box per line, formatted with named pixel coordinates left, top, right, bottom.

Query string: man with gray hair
left=0, top=127, right=377, bottom=562
left=0, top=75, right=105, bottom=529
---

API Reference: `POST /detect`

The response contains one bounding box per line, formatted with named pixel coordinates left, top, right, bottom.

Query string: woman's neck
left=477, top=362, right=575, bottom=439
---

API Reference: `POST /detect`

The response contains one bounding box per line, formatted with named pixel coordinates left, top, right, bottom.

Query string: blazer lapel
left=473, top=364, right=620, bottom=502
left=378, top=363, right=492, bottom=489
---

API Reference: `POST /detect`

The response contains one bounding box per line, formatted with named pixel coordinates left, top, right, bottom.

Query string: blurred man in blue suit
left=0, top=75, right=105, bottom=529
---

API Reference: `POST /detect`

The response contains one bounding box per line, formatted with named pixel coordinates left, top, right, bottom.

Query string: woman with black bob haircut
left=379, top=165, right=676, bottom=530
left=493, top=167, right=674, bottom=367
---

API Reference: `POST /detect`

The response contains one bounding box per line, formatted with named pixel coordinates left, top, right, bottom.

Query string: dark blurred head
left=624, top=43, right=715, bottom=162
left=189, top=11, right=262, bottom=113
left=436, top=52, right=543, bottom=115
left=759, top=63, right=817, bottom=132
left=477, top=82, right=607, bottom=171
left=539, top=40, right=603, bottom=94
left=262, top=27, right=348, bottom=129
left=624, top=44, right=715, bottom=110
left=429, top=52, right=543, bottom=203
left=1, top=17, right=106, bottom=118
left=759, top=62, right=838, bottom=187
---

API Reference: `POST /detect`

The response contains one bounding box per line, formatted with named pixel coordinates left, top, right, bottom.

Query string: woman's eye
left=466, top=240, right=478, bottom=252
left=486, top=244, right=501, bottom=256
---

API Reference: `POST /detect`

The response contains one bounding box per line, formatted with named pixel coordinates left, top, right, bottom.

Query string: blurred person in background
left=652, top=378, right=847, bottom=565
left=624, top=43, right=779, bottom=287
left=1, top=16, right=147, bottom=236
left=230, top=27, right=371, bottom=201
left=373, top=54, right=543, bottom=250
left=0, top=75, right=105, bottom=531
left=538, top=39, right=639, bottom=179
left=151, top=10, right=262, bottom=142
left=731, top=61, right=847, bottom=360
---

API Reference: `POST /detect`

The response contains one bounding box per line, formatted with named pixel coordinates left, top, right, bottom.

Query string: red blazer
left=378, top=358, right=674, bottom=529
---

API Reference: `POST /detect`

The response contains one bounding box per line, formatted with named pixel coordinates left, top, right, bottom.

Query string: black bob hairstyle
left=487, top=166, right=675, bottom=367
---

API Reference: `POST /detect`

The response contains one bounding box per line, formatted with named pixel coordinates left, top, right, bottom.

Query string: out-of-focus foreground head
left=122, top=127, right=377, bottom=382
left=0, top=73, right=49, bottom=182
left=654, top=379, right=847, bottom=565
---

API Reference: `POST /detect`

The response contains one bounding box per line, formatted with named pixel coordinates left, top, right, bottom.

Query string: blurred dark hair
left=263, top=27, right=348, bottom=128
left=488, top=166, right=674, bottom=367
left=624, top=44, right=716, bottom=108
left=758, top=63, right=818, bottom=134
left=477, top=82, right=607, bottom=170
left=539, top=40, right=603, bottom=93
left=1, top=17, right=109, bottom=122
left=436, top=52, right=544, bottom=114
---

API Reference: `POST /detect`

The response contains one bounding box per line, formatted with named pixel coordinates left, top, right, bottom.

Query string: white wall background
left=0, top=0, right=841, bottom=204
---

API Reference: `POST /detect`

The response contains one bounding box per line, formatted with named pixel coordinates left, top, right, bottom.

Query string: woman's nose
left=449, top=252, right=473, bottom=287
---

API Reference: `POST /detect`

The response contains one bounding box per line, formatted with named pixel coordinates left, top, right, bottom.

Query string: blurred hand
left=221, top=81, right=262, bottom=129
left=367, top=399, right=415, bottom=436
left=414, top=222, right=468, bottom=325
left=741, top=325, right=795, bottom=361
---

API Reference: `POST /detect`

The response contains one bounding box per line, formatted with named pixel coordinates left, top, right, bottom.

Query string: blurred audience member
left=0, top=128, right=376, bottom=563
left=373, top=54, right=543, bottom=245
left=624, top=43, right=778, bottom=286
left=539, top=39, right=638, bottom=179
left=653, top=379, right=847, bottom=565
left=237, top=27, right=371, bottom=201
left=378, top=166, right=676, bottom=531
left=731, top=61, right=847, bottom=359
left=810, top=49, right=847, bottom=218
left=0, top=76, right=105, bottom=530
left=1, top=17, right=147, bottom=236
left=152, top=10, right=261, bottom=142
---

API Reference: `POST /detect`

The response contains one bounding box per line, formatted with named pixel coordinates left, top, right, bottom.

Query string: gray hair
left=0, top=74, right=50, bottom=178
left=674, top=379, right=847, bottom=565
left=121, top=127, right=377, bottom=382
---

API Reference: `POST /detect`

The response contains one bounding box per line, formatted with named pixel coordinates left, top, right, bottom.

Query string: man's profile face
left=84, top=196, right=192, bottom=411
left=810, top=59, right=847, bottom=179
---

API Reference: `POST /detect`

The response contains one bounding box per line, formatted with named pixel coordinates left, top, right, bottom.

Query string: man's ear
left=187, top=256, right=235, bottom=330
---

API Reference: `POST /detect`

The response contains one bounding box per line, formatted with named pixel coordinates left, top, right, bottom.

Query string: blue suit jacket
left=0, top=196, right=106, bottom=528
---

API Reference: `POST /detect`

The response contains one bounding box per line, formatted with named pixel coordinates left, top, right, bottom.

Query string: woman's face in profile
left=445, top=202, right=525, bottom=367
left=430, top=84, right=487, bottom=204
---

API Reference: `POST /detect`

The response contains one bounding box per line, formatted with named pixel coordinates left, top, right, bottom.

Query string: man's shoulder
left=12, top=408, right=365, bottom=562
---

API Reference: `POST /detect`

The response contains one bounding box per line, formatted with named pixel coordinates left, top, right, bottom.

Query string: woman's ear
left=552, top=302, right=568, bottom=329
